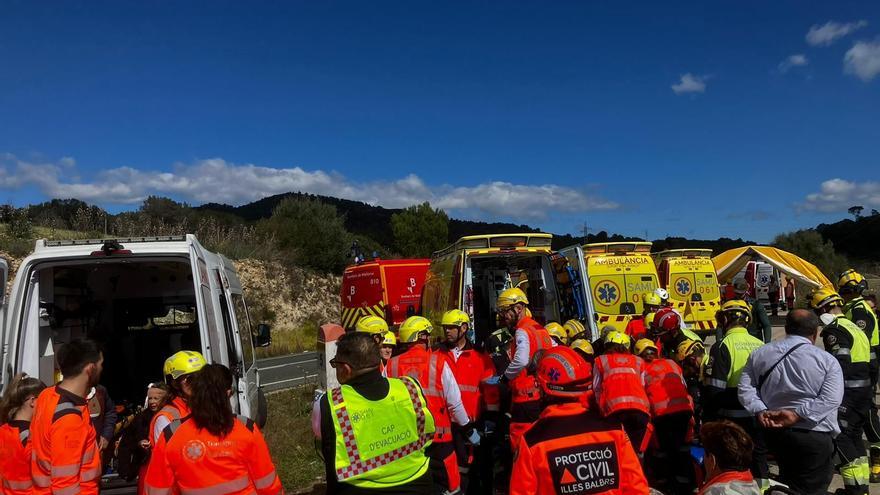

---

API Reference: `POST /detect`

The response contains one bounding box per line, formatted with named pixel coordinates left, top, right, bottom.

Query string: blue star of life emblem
left=598, top=284, right=617, bottom=304
left=676, top=279, right=690, bottom=295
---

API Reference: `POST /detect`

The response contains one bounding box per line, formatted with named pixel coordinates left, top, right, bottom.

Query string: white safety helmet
left=654, top=288, right=670, bottom=302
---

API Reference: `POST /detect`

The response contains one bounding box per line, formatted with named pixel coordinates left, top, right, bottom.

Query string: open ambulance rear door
left=554, top=245, right=598, bottom=341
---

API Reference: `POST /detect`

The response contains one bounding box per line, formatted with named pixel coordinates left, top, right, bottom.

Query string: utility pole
left=581, top=221, right=591, bottom=244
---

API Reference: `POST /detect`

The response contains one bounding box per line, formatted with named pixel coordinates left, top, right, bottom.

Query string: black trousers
left=648, top=412, right=695, bottom=495
left=865, top=356, right=880, bottom=448
left=608, top=409, right=651, bottom=454
left=764, top=428, right=835, bottom=495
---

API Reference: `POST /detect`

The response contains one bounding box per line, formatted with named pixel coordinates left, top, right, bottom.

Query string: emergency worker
left=655, top=288, right=688, bottom=330
left=356, top=315, right=390, bottom=344
left=702, top=300, right=768, bottom=490
left=435, top=309, right=494, bottom=494
left=0, top=373, right=47, bottom=495
left=570, top=339, right=595, bottom=364
left=387, top=316, right=475, bottom=495
left=730, top=280, right=772, bottom=344
left=592, top=332, right=652, bottom=454
left=635, top=340, right=695, bottom=495
left=31, top=340, right=104, bottom=495
left=676, top=339, right=706, bottom=424
left=150, top=350, right=207, bottom=446
left=487, top=288, right=553, bottom=451
left=591, top=325, right=617, bottom=357
left=838, top=269, right=880, bottom=482
left=380, top=332, right=397, bottom=364
left=809, top=287, right=872, bottom=494
left=624, top=292, right=662, bottom=339
left=545, top=322, right=568, bottom=346
left=563, top=319, right=588, bottom=342
left=510, top=347, right=649, bottom=495
left=651, top=308, right=701, bottom=360
left=482, top=327, right=514, bottom=495
left=145, top=364, right=282, bottom=495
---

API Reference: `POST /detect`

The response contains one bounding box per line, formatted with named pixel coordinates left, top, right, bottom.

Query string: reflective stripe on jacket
left=845, top=298, right=878, bottom=347
left=719, top=328, right=763, bottom=388
left=439, top=345, right=494, bottom=419
left=387, top=346, right=452, bottom=442
left=644, top=358, right=693, bottom=417
left=327, top=376, right=434, bottom=488
left=697, top=470, right=760, bottom=495
left=149, top=397, right=191, bottom=447
left=510, top=317, right=552, bottom=405
left=31, top=386, right=102, bottom=495
left=0, top=421, right=34, bottom=495
left=144, top=416, right=282, bottom=495
left=593, top=354, right=650, bottom=416
left=509, top=402, right=649, bottom=495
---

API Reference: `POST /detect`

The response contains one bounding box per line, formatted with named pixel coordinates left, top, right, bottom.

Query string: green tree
left=772, top=229, right=849, bottom=281
left=259, top=198, right=351, bottom=273
left=391, top=202, right=449, bottom=258
left=7, top=207, right=34, bottom=239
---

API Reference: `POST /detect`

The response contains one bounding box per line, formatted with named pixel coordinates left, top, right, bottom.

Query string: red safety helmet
left=651, top=307, right=681, bottom=336
left=535, top=347, right=592, bottom=399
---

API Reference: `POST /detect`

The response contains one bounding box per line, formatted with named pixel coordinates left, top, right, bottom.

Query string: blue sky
left=1, top=1, right=879, bottom=242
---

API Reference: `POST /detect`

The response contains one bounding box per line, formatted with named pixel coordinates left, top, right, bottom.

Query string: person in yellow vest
left=702, top=299, right=768, bottom=490
left=838, top=269, right=880, bottom=482
left=312, top=331, right=436, bottom=494
left=809, top=287, right=872, bottom=494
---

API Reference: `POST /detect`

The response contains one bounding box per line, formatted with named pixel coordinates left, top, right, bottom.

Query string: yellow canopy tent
left=712, top=246, right=833, bottom=289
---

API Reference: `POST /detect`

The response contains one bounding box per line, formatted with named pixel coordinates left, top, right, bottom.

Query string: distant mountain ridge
left=197, top=192, right=754, bottom=254
left=816, top=214, right=880, bottom=262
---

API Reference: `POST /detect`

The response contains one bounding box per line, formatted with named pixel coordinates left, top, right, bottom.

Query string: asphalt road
left=257, top=351, right=318, bottom=392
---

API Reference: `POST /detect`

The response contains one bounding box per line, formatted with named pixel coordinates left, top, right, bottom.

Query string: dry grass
left=264, top=387, right=326, bottom=493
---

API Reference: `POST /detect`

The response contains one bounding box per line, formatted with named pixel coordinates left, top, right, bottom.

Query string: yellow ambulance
left=582, top=242, right=660, bottom=333
left=654, top=249, right=721, bottom=334
left=421, top=233, right=588, bottom=345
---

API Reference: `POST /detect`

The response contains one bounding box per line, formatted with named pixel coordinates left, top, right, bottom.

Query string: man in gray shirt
left=738, top=309, right=844, bottom=495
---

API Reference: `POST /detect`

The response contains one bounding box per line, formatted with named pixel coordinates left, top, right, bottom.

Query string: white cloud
left=801, top=178, right=880, bottom=212
left=671, top=73, right=706, bottom=95
left=778, top=54, right=809, bottom=73
left=844, top=39, right=880, bottom=82
left=806, top=20, right=868, bottom=46
left=0, top=154, right=618, bottom=220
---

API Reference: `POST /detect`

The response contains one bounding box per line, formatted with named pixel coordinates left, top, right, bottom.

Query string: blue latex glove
left=485, top=375, right=502, bottom=385
left=466, top=428, right=481, bottom=446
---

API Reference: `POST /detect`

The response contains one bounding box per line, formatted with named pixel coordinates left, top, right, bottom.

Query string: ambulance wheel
left=256, top=387, right=268, bottom=428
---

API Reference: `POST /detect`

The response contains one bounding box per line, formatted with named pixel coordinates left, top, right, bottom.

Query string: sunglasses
left=329, top=358, right=349, bottom=369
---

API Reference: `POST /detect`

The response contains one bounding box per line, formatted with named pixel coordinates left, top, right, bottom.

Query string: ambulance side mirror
left=254, top=323, right=272, bottom=347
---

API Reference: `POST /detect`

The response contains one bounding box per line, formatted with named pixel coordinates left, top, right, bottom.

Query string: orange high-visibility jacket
left=0, top=421, right=34, bottom=495
left=149, top=397, right=191, bottom=447
left=387, top=346, right=453, bottom=443
left=438, top=346, right=494, bottom=420
left=144, top=416, right=282, bottom=495
left=31, top=386, right=101, bottom=495
left=644, top=359, right=693, bottom=417
left=510, top=317, right=553, bottom=405
left=510, top=402, right=649, bottom=495
left=593, top=354, right=651, bottom=417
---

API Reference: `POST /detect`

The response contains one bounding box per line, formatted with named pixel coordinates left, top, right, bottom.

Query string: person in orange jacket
left=510, top=346, right=649, bottom=495
left=592, top=332, right=652, bottom=456
left=635, top=339, right=695, bottom=495
left=0, top=373, right=47, bottom=495
left=387, top=316, right=476, bottom=495
left=31, top=340, right=105, bottom=495
left=149, top=350, right=207, bottom=448
left=144, top=364, right=282, bottom=495
left=436, top=309, right=495, bottom=494
left=487, top=288, right=554, bottom=451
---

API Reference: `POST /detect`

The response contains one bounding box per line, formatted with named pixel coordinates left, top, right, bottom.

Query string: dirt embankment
left=1, top=251, right=340, bottom=355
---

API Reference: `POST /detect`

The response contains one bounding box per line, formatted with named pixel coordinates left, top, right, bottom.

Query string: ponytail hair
left=187, top=364, right=235, bottom=437
left=0, top=373, right=47, bottom=423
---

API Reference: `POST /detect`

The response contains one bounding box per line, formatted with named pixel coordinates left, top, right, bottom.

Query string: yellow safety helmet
left=600, top=325, right=617, bottom=339
left=399, top=316, right=433, bottom=343
left=643, top=292, right=662, bottom=307
left=807, top=287, right=844, bottom=310
left=837, top=269, right=868, bottom=294
left=497, top=287, right=529, bottom=309
left=676, top=339, right=705, bottom=362
left=718, top=299, right=752, bottom=324
left=604, top=331, right=631, bottom=347
left=634, top=338, right=658, bottom=357
left=441, top=309, right=470, bottom=327
left=381, top=332, right=397, bottom=347
left=569, top=339, right=594, bottom=356
left=163, top=351, right=207, bottom=381
left=545, top=322, right=567, bottom=344
left=563, top=319, right=586, bottom=339
left=356, top=315, right=389, bottom=336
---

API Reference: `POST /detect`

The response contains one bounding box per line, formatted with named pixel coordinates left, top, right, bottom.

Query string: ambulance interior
left=17, top=258, right=201, bottom=483
left=467, top=254, right=560, bottom=345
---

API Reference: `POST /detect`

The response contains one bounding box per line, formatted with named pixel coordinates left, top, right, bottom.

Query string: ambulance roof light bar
left=583, top=242, right=652, bottom=255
